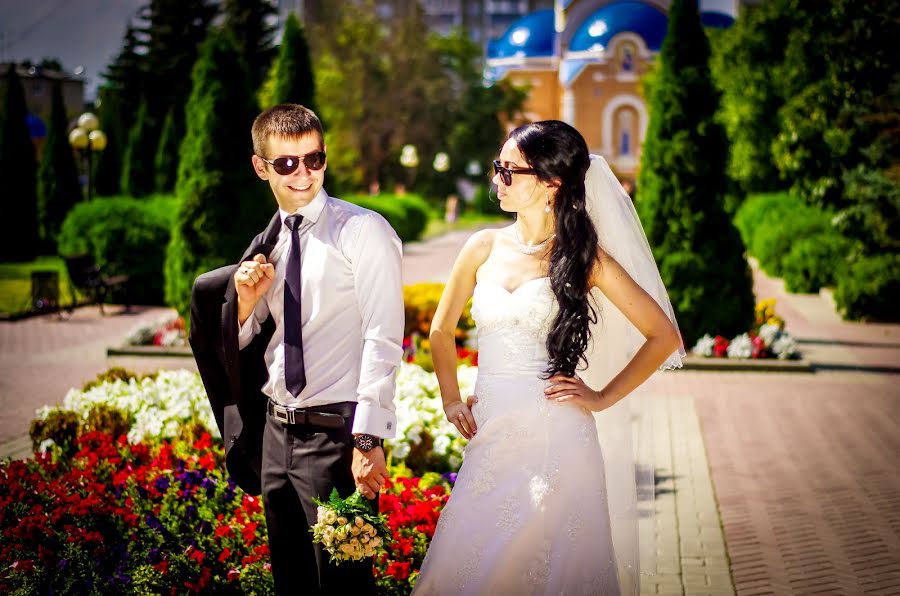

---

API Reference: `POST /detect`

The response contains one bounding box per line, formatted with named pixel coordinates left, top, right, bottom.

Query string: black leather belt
left=266, top=398, right=353, bottom=428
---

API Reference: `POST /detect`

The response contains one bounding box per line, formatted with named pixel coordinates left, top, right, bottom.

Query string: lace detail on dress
left=455, top=543, right=486, bottom=592
left=526, top=539, right=553, bottom=594
left=466, top=448, right=496, bottom=496
left=496, top=495, right=522, bottom=538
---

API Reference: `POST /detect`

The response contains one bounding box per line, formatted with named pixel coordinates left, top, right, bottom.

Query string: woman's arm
left=429, top=229, right=494, bottom=437
left=545, top=248, right=682, bottom=410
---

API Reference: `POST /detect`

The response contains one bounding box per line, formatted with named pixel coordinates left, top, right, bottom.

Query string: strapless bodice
left=470, top=277, right=557, bottom=377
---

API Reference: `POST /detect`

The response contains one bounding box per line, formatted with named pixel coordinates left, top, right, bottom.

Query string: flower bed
left=691, top=299, right=800, bottom=360
left=7, top=364, right=469, bottom=593
left=127, top=314, right=187, bottom=347
left=1, top=431, right=272, bottom=594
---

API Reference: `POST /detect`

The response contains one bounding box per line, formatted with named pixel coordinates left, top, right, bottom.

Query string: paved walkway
left=2, top=228, right=899, bottom=595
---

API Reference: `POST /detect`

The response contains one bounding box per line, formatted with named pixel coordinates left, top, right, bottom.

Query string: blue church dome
left=487, top=9, right=556, bottom=59
left=569, top=1, right=668, bottom=53
left=701, top=11, right=735, bottom=28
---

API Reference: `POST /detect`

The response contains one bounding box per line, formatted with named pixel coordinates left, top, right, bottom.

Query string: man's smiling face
left=252, top=132, right=327, bottom=213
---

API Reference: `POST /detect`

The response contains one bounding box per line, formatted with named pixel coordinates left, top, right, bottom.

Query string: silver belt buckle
left=273, top=404, right=295, bottom=424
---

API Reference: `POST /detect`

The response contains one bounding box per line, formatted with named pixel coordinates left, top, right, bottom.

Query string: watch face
left=355, top=434, right=376, bottom=451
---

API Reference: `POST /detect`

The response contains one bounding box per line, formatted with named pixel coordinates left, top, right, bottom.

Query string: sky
left=0, top=0, right=145, bottom=101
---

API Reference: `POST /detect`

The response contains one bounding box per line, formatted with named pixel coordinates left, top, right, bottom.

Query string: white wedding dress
left=412, top=277, right=621, bottom=596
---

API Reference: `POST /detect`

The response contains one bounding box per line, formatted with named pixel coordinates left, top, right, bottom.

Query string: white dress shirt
left=238, top=189, right=404, bottom=438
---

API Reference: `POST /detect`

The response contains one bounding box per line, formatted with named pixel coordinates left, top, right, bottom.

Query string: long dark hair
left=509, top=120, right=598, bottom=377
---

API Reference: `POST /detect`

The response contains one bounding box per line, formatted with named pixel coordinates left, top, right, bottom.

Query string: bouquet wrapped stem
left=311, top=488, right=389, bottom=564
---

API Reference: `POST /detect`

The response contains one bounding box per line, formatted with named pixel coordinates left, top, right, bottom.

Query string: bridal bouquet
left=310, top=489, right=389, bottom=564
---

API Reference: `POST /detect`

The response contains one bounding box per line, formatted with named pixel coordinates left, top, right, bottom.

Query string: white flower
left=757, top=323, right=781, bottom=348
left=726, top=333, right=753, bottom=359
left=324, top=510, right=337, bottom=525
left=692, top=334, right=715, bottom=357
left=38, top=438, right=55, bottom=454
left=771, top=333, right=798, bottom=359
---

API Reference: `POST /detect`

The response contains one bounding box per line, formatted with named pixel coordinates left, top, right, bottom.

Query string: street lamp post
left=68, top=112, right=107, bottom=200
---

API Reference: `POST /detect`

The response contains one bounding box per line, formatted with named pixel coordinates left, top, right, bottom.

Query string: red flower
left=713, top=336, right=730, bottom=358
left=227, top=569, right=241, bottom=582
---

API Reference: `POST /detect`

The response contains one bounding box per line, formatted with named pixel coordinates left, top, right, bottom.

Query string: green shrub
left=834, top=252, right=900, bottom=322
left=733, top=192, right=796, bottom=249
left=751, top=213, right=830, bottom=277
left=782, top=232, right=851, bottom=293
left=658, top=248, right=754, bottom=346
left=343, top=192, right=432, bottom=242
left=474, top=184, right=504, bottom=216
left=735, top=192, right=835, bottom=277
left=58, top=195, right=177, bottom=305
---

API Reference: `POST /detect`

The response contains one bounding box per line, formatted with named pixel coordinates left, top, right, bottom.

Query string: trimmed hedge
left=834, top=252, right=900, bottom=322
left=342, top=192, right=433, bottom=242
left=781, top=232, right=851, bottom=294
left=735, top=192, right=835, bottom=277
left=58, top=195, right=177, bottom=305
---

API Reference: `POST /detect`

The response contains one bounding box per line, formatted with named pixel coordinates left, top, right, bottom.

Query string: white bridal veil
left=579, top=155, right=685, bottom=595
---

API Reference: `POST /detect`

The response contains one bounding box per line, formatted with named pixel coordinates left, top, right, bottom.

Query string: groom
left=189, top=104, right=403, bottom=594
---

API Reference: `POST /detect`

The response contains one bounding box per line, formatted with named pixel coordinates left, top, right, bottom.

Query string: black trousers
left=261, top=402, right=377, bottom=596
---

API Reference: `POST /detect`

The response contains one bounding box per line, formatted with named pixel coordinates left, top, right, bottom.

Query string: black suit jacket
left=189, top=213, right=282, bottom=496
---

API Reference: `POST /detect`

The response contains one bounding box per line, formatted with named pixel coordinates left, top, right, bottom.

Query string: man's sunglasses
left=260, top=151, right=327, bottom=175
left=492, top=159, right=537, bottom=186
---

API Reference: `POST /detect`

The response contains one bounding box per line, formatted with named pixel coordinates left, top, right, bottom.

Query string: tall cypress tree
left=37, top=79, right=82, bottom=249
left=265, top=13, right=316, bottom=110
left=96, top=23, right=145, bottom=196
left=121, top=100, right=156, bottom=197
left=93, top=87, right=126, bottom=196
left=0, top=64, right=39, bottom=261
left=222, top=0, right=278, bottom=91
left=137, top=0, right=218, bottom=124
left=154, top=108, right=180, bottom=193
left=636, top=0, right=754, bottom=345
left=164, top=28, right=264, bottom=316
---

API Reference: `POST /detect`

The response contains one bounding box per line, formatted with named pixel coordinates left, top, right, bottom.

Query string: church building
left=485, top=0, right=742, bottom=181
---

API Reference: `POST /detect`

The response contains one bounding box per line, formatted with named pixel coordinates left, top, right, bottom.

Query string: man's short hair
left=251, top=104, right=324, bottom=157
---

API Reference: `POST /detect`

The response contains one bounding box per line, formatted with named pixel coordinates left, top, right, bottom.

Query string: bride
left=412, top=121, right=684, bottom=595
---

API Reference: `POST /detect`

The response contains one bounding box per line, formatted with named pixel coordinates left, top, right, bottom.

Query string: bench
left=62, top=254, right=130, bottom=315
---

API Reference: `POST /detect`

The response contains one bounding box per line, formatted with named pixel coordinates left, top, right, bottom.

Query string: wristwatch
left=353, top=434, right=383, bottom=452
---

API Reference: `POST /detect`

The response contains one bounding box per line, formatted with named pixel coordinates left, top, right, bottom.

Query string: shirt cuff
left=351, top=401, right=397, bottom=439
left=237, top=313, right=258, bottom=350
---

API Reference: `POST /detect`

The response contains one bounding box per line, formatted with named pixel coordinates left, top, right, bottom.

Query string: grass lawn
left=420, top=211, right=510, bottom=241
left=0, top=257, right=77, bottom=317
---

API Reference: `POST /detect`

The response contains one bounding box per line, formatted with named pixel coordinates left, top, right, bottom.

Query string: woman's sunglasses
left=260, top=151, right=327, bottom=175
left=492, top=159, right=537, bottom=186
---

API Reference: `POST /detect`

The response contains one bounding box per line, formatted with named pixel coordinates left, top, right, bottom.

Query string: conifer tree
left=164, top=29, right=265, bottom=316
left=222, top=0, right=278, bottom=91
left=37, top=79, right=81, bottom=249
left=0, top=64, right=39, bottom=261
left=154, top=109, right=180, bottom=193
left=93, top=87, right=126, bottom=196
left=260, top=12, right=316, bottom=110
left=636, top=0, right=754, bottom=344
left=121, top=100, right=156, bottom=197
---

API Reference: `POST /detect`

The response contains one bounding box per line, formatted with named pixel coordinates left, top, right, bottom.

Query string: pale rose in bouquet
left=311, top=489, right=389, bottom=564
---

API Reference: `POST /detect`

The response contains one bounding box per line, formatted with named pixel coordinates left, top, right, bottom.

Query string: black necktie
left=284, top=214, right=306, bottom=398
